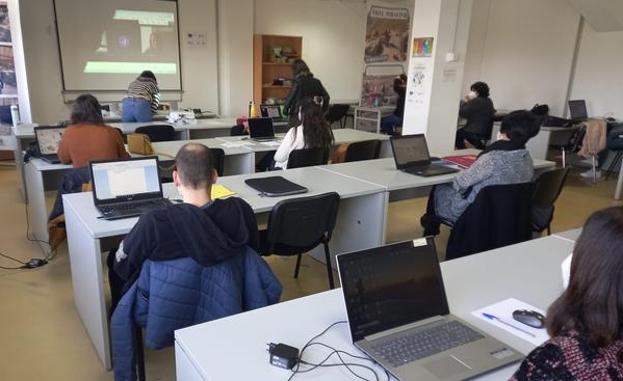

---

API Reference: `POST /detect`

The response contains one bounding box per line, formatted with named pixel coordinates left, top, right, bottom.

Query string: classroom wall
left=14, top=0, right=219, bottom=124
left=463, top=0, right=581, bottom=116
left=569, top=26, right=623, bottom=119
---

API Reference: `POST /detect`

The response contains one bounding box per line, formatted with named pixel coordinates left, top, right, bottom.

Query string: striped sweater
left=126, top=77, right=160, bottom=114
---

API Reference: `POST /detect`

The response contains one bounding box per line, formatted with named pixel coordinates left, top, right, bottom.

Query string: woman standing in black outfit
left=283, top=59, right=330, bottom=128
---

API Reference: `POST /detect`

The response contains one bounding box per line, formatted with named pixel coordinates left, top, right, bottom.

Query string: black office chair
left=114, top=127, right=127, bottom=143
left=159, top=148, right=225, bottom=183
left=230, top=124, right=247, bottom=136
left=135, top=125, right=175, bottom=142
left=261, top=192, right=340, bottom=289
left=477, top=118, right=495, bottom=148
left=344, top=140, right=382, bottom=162
left=606, top=149, right=623, bottom=180
left=287, top=148, right=329, bottom=169
left=531, top=168, right=570, bottom=235
left=325, top=104, right=351, bottom=129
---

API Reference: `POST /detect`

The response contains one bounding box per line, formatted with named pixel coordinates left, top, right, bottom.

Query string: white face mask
left=467, top=91, right=478, bottom=100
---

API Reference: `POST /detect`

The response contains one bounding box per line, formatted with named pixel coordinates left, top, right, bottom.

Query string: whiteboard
left=54, top=0, right=182, bottom=91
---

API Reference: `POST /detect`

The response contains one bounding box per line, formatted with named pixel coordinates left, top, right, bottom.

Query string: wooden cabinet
left=253, top=34, right=303, bottom=105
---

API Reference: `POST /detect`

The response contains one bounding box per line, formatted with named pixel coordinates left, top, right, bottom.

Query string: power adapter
left=24, top=258, right=48, bottom=269
left=267, top=342, right=299, bottom=370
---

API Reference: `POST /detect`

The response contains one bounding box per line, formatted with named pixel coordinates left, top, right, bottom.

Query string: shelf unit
left=253, top=34, right=302, bottom=105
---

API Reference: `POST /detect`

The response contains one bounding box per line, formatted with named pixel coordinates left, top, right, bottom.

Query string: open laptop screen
left=338, top=239, right=450, bottom=342
left=35, top=126, right=65, bottom=155
left=90, top=158, right=162, bottom=204
left=249, top=117, right=275, bottom=139
left=261, top=105, right=282, bottom=119
left=568, top=100, right=588, bottom=120
left=391, top=134, right=431, bottom=169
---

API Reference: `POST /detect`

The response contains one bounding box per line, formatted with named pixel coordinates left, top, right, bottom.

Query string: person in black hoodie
left=455, top=81, right=496, bottom=149
left=284, top=59, right=330, bottom=128
left=380, top=74, right=407, bottom=135
left=107, top=143, right=259, bottom=309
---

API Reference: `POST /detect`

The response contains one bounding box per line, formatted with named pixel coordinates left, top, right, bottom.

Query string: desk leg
left=526, top=130, right=551, bottom=161
left=310, top=191, right=388, bottom=268
left=24, top=163, right=49, bottom=246
left=15, top=137, right=28, bottom=203
left=65, top=200, right=112, bottom=369
left=175, top=342, right=203, bottom=381
left=615, top=163, right=623, bottom=200
left=379, top=140, right=392, bottom=158
left=224, top=153, right=255, bottom=175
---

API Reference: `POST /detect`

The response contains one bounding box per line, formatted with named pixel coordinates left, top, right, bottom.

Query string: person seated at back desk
left=380, top=74, right=407, bottom=135
left=107, top=143, right=259, bottom=308
left=455, top=81, right=496, bottom=149
left=57, top=94, right=130, bottom=168
left=273, top=98, right=335, bottom=169
left=511, top=207, right=623, bottom=381
left=423, top=110, right=539, bottom=230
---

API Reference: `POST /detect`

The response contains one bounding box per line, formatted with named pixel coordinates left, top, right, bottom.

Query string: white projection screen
left=54, top=0, right=182, bottom=91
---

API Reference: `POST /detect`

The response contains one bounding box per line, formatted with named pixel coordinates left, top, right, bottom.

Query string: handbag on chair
left=127, top=133, right=154, bottom=155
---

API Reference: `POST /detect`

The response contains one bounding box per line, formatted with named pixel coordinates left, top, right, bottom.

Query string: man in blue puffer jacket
left=107, top=143, right=282, bottom=381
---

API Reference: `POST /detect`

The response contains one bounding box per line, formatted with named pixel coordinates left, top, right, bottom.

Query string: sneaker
left=580, top=169, right=602, bottom=179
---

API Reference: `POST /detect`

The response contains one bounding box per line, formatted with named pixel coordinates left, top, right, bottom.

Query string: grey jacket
left=434, top=149, right=534, bottom=223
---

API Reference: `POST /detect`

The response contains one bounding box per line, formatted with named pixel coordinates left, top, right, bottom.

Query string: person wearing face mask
left=273, top=98, right=335, bottom=169
left=423, top=110, right=540, bottom=227
left=455, top=81, right=496, bottom=149
left=106, top=143, right=259, bottom=309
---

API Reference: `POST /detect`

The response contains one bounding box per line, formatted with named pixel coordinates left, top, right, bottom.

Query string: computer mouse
left=512, top=309, right=546, bottom=329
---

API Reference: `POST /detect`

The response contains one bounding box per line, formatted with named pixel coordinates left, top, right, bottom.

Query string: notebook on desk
left=337, top=239, right=522, bottom=381
left=442, top=155, right=477, bottom=169
left=90, top=157, right=171, bottom=220
left=244, top=176, right=308, bottom=197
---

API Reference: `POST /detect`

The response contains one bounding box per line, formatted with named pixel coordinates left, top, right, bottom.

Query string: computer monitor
left=260, top=105, right=282, bottom=120
left=337, top=239, right=449, bottom=342
left=34, top=126, right=65, bottom=155
left=390, top=134, right=432, bottom=169
left=89, top=157, right=163, bottom=205
left=248, top=117, right=275, bottom=139
left=568, top=99, right=588, bottom=120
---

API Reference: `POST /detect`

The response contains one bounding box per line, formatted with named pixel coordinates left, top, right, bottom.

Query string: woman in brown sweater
left=58, top=94, right=129, bottom=168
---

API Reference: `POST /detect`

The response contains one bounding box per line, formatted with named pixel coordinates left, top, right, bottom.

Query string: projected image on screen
left=54, top=0, right=181, bottom=91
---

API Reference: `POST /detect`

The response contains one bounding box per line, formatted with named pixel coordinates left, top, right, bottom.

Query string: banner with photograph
left=364, top=6, right=410, bottom=64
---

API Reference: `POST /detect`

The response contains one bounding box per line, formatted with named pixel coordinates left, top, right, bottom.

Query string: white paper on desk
left=260, top=141, right=282, bottom=147
left=472, top=298, right=549, bottom=346
left=221, top=141, right=253, bottom=148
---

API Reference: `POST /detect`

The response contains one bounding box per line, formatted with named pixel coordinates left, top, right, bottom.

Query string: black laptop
left=568, top=99, right=588, bottom=123
left=248, top=117, right=276, bottom=141
left=390, top=135, right=459, bottom=177
left=34, top=126, right=65, bottom=164
left=89, top=157, right=171, bottom=220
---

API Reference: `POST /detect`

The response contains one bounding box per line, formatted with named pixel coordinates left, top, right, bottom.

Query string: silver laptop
left=337, top=239, right=522, bottom=381
left=34, top=126, right=65, bottom=164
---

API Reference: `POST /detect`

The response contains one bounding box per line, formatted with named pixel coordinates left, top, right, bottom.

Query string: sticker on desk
left=221, top=141, right=254, bottom=148
left=472, top=298, right=549, bottom=346
left=412, top=238, right=427, bottom=247
left=260, top=141, right=282, bottom=147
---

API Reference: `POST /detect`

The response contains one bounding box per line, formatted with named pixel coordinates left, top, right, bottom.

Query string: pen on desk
left=482, top=313, right=536, bottom=338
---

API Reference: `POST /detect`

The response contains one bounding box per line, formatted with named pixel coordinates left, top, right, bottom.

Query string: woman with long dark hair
left=283, top=59, right=330, bottom=128
left=511, top=206, right=623, bottom=380
left=58, top=94, right=129, bottom=168
left=273, top=98, right=334, bottom=169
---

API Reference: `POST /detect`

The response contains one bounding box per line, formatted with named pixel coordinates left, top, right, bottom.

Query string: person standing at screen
left=122, top=70, right=160, bottom=123
left=284, top=59, right=330, bottom=128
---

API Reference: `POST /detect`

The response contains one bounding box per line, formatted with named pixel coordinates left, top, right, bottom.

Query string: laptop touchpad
left=422, top=357, right=470, bottom=379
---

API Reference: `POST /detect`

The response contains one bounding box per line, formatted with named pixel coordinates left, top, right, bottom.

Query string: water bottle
left=10, top=104, right=20, bottom=127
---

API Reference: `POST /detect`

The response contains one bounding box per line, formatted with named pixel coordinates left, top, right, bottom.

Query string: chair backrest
left=114, top=127, right=127, bottom=143
left=344, top=140, right=381, bottom=162
left=532, top=168, right=570, bottom=207
left=482, top=117, right=495, bottom=140
left=210, top=148, right=225, bottom=176
left=446, top=182, right=534, bottom=260
left=230, top=125, right=247, bottom=136
left=135, top=125, right=176, bottom=142
left=287, top=148, right=328, bottom=169
left=325, top=104, right=350, bottom=123
left=566, top=126, right=586, bottom=153
left=267, top=192, right=340, bottom=251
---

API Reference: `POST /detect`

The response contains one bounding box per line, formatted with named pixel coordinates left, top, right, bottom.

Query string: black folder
left=244, top=176, right=308, bottom=197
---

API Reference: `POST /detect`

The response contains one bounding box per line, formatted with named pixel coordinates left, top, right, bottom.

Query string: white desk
left=552, top=228, right=581, bottom=243
left=174, top=235, right=575, bottom=381
left=63, top=169, right=386, bottom=369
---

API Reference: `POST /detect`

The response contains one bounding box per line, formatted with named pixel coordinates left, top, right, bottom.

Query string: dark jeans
left=49, top=167, right=91, bottom=221
left=598, top=124, right=623, bottom=168
left=455, top=128, right=486, bottom=150
left=107, top=251, right=125, bottom=312
left=381, top=114, right=402, bottom=135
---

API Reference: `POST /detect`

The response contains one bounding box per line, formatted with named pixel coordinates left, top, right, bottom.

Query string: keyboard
left=99, top=199, right=171, bottom=219
left=369, top=321, right=484, bottom=367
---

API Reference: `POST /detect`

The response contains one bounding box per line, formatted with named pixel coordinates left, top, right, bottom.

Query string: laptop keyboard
left=369, top=321, right=484, bottom=367
left=100, top=199, right=170, bottom=215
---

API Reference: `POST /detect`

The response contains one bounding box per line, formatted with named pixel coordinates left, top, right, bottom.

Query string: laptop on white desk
left=34, top=126, right=65, bottom=164
left=337, top=239, right=522, bottom=381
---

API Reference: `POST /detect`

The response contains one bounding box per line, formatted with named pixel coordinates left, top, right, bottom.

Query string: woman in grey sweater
left=434, top=110, right=540, bottom=224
